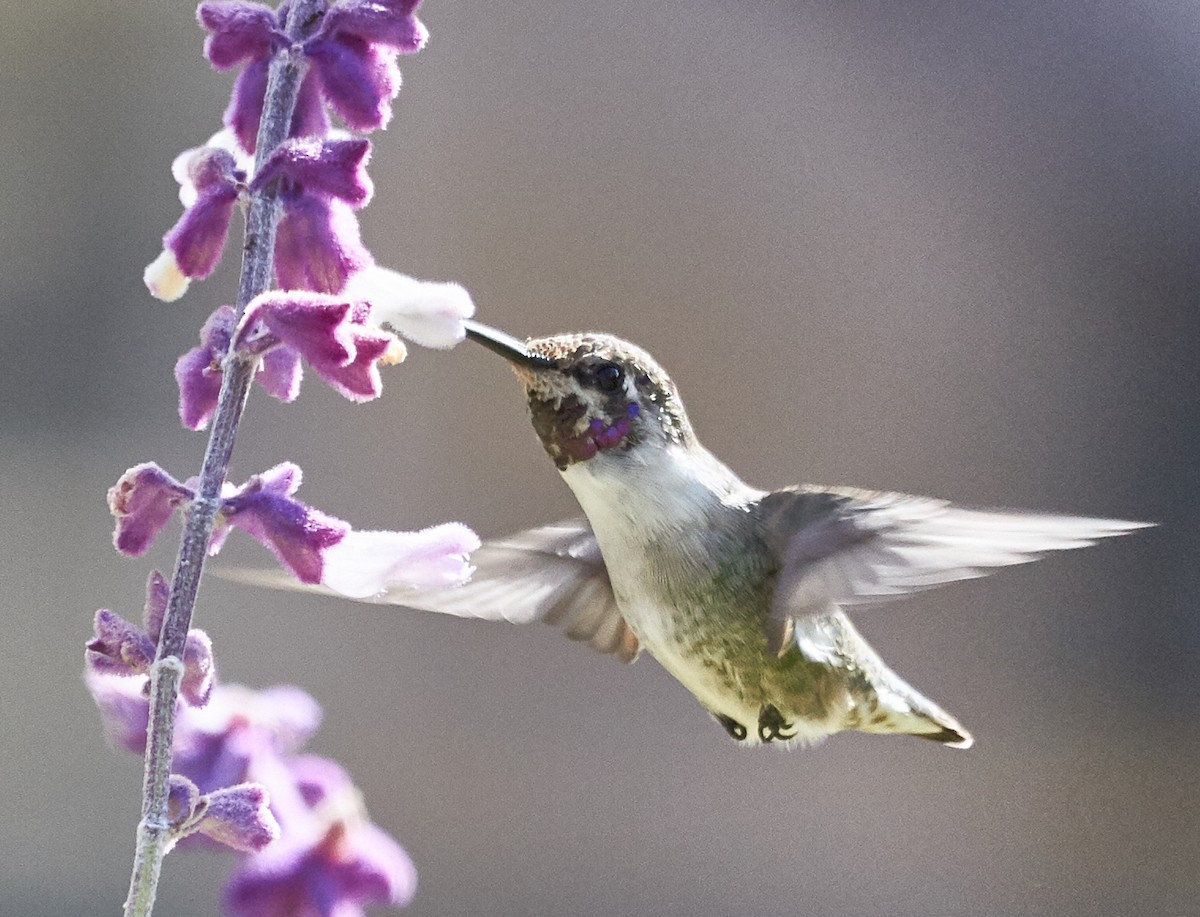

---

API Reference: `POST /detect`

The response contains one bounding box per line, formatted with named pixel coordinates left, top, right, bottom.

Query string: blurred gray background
left=2, top=1, right=1197, bottom=915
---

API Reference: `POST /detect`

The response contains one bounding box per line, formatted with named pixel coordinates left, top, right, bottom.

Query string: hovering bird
left=233, top=321, right=1147, bottom=749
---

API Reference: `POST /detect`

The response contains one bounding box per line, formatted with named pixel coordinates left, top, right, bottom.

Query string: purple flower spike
left=194, top=783, right=280, bottom=853
left=145, top=147, right=245, bottom=301
left=322, top=523, right=480, bottom=598
left=176, top=306, right=237, bottom=430
left=343, top=265, right=476, bottom=349
left=216, top=463, right=350, bottom=584
left=226, top=755, right=416, bottom=917
left=108, top=463, right=195, bottom=556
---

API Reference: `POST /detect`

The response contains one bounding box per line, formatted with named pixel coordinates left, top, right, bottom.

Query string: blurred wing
left=218, top=519, right=640, bottom=663
left=760, top=485, right=1149, bottom=653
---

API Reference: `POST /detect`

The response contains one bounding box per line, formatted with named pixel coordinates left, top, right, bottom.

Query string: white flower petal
left=343, top=266, right=475, bottom=349
left=320, top=523, right=480, bottom=599
left=171, top=148, right=202, bottom=208
left=144, top=249, right=190, bottom=302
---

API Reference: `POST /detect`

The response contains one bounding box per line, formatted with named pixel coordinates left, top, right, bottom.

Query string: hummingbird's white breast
left=559, top=445, right=808, bottom=739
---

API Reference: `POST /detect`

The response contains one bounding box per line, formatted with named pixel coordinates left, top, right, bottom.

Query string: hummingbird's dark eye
left=595, top=363, right=624, bottom=392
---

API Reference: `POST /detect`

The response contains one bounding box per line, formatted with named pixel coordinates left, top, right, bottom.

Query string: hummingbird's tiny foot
left=757, top=704, right=797, bottom=743
left=714, top=713, right=748, bottom=741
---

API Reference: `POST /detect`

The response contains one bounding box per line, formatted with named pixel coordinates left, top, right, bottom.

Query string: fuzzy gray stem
left=122, top=3, right=326, bottom=915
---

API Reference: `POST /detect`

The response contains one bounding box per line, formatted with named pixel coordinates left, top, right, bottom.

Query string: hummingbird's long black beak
left=463, top=320, right=554, bottom=369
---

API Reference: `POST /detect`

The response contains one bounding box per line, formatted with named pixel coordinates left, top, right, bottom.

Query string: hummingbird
left=234, top=321, right=1148, bottom=749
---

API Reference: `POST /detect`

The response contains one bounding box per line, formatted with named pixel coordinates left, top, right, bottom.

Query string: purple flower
left=255, top=136, right=375, bottom=207
left=86, top=672, right=407, bottom=904
left=257, top=345, right=304, bottom=402
left=173, top=274, right=473, bottom=429
left=164, top=774, right=278, bottom=854
left=87, top=673, right=323, bottom=786
left=200, top=1, right=283, bottom=69
left=87, top=609, right=156, bottom=675
left=189, top=782, right=281, bottom=853
left=177, top=293, right=403, bottom=430
left=214, top=463, right=350, bottom=584
left=177, top=684, right=324, bottom=795
left=106, top=461, right=478, bottom=596
left=225, top=753, right=417, bottom=917
left=86, top=571, right=216, bottom=705
left=108, top=463, right=194, bottom=555
left=168, top=774, right=204, bottom=828
left=319, top=0, right=428, bottom=54
left=175, top=306, right=237, bottom=430
left=212, top=462, right=479, bottom=594
left=144, top=145, right=247, bottom=301
left=146, top=135, right=376, bottom=302
left=199, top=0, right=428, bottom=153
left=261, top=137, right=375, bottom=294
left=237, top=291, right=402, bottom=401
left=85, top=673, right=363, bottom=863
left=199, top=2, right=329, bottom=152
left=307, top=0, right=429, bottom=132
left=174, top=304, right=309, bottom=431
left=273, top=194, right=373, bottom=294
left=87, top=606, right=214, bottom=708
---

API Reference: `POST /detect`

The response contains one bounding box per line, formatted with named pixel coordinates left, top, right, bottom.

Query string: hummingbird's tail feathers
left=910, top=725, right=974, bottom=749
left=804, top=612, right=976, bottom=749
left=854, top=670, right=975, bottom=750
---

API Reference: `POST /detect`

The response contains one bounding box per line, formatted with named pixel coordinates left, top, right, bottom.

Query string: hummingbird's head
left=465, top=322, right=693, bottom=470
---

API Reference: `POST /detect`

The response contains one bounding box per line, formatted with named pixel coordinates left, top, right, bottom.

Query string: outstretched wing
left=759, top=485, right=1149, bottom=654
left=219, top=519, right=640, bottom=663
